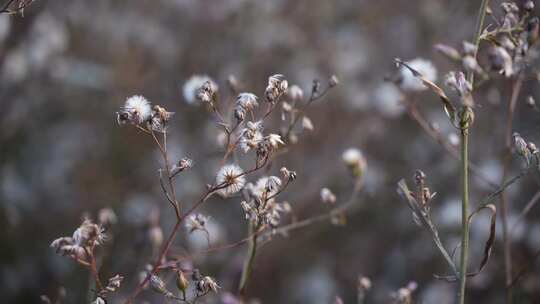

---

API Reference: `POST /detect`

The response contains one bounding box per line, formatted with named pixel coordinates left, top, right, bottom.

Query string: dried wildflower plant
left=51, top=73, right=350, bottom=303
left=392, top=1, right=540, bottom=303
left=0, top=0, right=36, bottom=15
left=50, top=210, right=123, bottom=301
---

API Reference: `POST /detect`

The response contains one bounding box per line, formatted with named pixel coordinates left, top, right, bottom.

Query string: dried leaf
left=435, top=204, right=497, bottom=282
left=394, top=58, right=457, bottom=122
left=467, top=204, right=497, bottom=276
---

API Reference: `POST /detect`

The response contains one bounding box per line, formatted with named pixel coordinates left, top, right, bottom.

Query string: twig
left=500, top=73, right=525, bottom=304
left=508, top=250, right=540, bottom=288
left=510, top=190, right=540, bottom=237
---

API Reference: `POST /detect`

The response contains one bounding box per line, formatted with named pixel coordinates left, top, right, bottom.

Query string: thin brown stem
left=508, top=250, right=540, bottom=288
left=85, top=247, right=104, bottom=292
left=510, top=190, right=540, bottom=237
left=500, top=73, right=524, bottom=304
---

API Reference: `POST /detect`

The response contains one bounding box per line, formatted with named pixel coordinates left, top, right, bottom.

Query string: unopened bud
left=434, top=44, right=461, bottom=61
left=176, top=271, right=189, bottom=293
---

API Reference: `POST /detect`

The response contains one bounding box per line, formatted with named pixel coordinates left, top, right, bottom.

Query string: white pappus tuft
left=216, top=164, right=246, bottom=197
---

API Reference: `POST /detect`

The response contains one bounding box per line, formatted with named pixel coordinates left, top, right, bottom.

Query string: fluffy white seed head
left=182, top=75, right=217, bottom=105
left=123, top=95, right=152, bottom=124
left=216, top=164, right=246, bottom=197
left=342, top=147, right=367, bottom=176
left=320, top=187, right=337, bottom=204
left=236, top=93, right=259, bottom=110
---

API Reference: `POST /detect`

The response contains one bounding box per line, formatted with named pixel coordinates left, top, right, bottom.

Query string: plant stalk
left=458, top=127, right=470, bottom=304
left=238, top=220, right=259, bottom=296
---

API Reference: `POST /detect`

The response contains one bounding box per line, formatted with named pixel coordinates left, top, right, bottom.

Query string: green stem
left=458, top=1, right=489, bottom=302
left=238, top=220, right=258, bottom=296
left=458, top=128, right=470, bottom=304
left=468, top=0, right=490, bottom=84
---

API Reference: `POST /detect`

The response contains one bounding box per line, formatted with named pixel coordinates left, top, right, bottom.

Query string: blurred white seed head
left=329, top=75, right=340, bottom=87
left=183, top=75, right=217, bottom=105
left=98, top=207, right=117, bottom=226
left=302, top=116, right=314, bottom=131
left=185, top=213, right=209, bottom=233
left=358, top=276, right=372, bottom=291
left=448, top=133, right=460, bottom=147
left=287, top=85, right=304, bottom=101
left=399, top=58, right=437, bottom=91
left=216, top=164, right=246, bottom=197
left=342, top=147, right=367, bottom=177
left=372, top=83, right=404, bottom=118
left=320, top=187, right=337, bottom=204
left=148, top=225, right=163, bottom=249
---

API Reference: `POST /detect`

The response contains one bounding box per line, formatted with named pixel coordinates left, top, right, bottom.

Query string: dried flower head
left=73, top=219, right=106, bottom=247
left=183, top=75, right=217, bottom=105
left=236, top=93, right=259, bottom=110
left=513, top=132, right=531, bottom=166
left=150, top=105, right=174, bottom=132
left=234, top=93, right=259, bottom=122
left=265, top=74, right=288, bottom=103
left=197, top=276, right=220, bottom=294
left=105, top=274, right=124, bottom=292
left=265, top=133, right=284, bottom=149
left=280, top=166, right=297, bottom=181
left=251, top=176, right=282, bottom=199
left=399, top=58, right=437, bottom=91
left=329, top=75, right=340, bottom=87
left=216, top=164, right=246, bottom=196
left=173, top=157, right=193, bottom=173
left=197, top=80, right=218, bottom=104
left=239, top=121, right=264, bottom=153
left=51, top=219, right=106, bottom=262
left=117, top=95, right=152, bottom=125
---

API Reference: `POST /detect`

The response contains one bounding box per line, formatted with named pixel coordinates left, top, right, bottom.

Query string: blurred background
left=2, top=0, right=540, bottom=303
